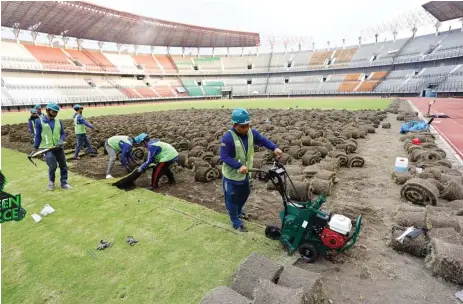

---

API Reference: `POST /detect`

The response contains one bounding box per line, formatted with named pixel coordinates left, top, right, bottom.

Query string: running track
left=409, top=97, right=463, bottom=160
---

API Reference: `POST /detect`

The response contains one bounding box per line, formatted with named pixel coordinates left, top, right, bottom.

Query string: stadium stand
left=309, top=50, right=333, bottom=67
left=2, top=1, right=463, bottom=108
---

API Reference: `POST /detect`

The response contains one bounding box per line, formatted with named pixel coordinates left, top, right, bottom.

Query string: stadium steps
left=167, top=54, right=179, bottom=73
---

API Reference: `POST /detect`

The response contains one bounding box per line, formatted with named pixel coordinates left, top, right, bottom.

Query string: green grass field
left=1, top=97, right=391, bottom=125
left=1, top=149, right=281, bottom=303
left=1, top=97, right=391, bottom=303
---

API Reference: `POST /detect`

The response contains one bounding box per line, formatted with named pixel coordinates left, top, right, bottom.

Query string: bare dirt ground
left=4, top=104, right=461, bottom=303
left=295, top=104, right=459, bottom=304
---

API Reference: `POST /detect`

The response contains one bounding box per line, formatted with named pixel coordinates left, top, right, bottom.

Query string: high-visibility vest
left=221, top=129, right=254, bottom=181
left=108, top=136, right=132, bottom=152
left=74, top=114, right=86, bottom=134
left=148, top=141, right=179, bottom=163
left=39, top=116, right=61, bottom=149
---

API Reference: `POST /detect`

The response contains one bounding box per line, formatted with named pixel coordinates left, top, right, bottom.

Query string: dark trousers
left=222, top=179, right=250, bottom=228
left=45, top=148, right=68, bottom=185
left=74, top=134, right=94, bottom=158
left=151, top=162, right=176, bottom=188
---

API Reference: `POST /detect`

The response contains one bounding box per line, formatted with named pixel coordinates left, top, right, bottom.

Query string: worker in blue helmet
left=72, top=104, right=96, bottom=160
left=134, top=133, right=179, bottom=189
left=33, top=103, right=71, bottom=191
left=220, top=108, right=283, bottom=232
left=27, top=108, right=39, bottom=143
left=34, top=104, right=45, bottom=117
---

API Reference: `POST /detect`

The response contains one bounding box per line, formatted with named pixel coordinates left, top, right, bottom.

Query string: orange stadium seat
left=345, top=73, right=361, bottom=81
left=135, top=87, right=159, bottom=98
left=154, top=86, right=175, bottom=97
left=333, top=48, right=357, bottom=66
left=66, top=49, right=104, bottom=72
left=370, top=71, right=388, bottom=80
left=119, top=88, right=140, bottom=98
left=155, top=55, right=177, bottom=73
left=337, top=81, right=359, bottom=92
left=133, top=55, right=161, bottom=73
left=357, top=81, right=377, bottom=92
left=23, top=45, right=79, bottom=70
left=85, top=51, right=118, bottom=73
left=309, top=50, right=333, bottom=66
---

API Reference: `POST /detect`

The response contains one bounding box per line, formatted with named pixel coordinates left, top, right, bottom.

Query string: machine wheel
left=299, top=243, right=317, bottom=263
left=265, top=225, right=281, bottom=240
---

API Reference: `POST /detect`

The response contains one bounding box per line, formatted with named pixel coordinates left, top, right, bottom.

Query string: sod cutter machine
left=249, top=160, right=362, bottom=262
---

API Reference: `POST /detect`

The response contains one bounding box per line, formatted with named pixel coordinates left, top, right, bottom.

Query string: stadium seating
left=221, top=55, right=249, bottom=71
left=193, top=57, right=222, bottom=72
left=133, top=54, right=162, bottom=73
left=332, top=48, right=357, bottom=67
left=154, top=55, right=177, bottom=73
left=24, top=44, right=79, bottom=71
left=309, top=50, right=333, bottom=66
left=171, top=55, right=194, bottom=71
left=2, top=27, right=463, bottom=107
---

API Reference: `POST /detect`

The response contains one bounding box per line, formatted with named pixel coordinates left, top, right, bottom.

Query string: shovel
left=28, top=148, right=52, bottom=167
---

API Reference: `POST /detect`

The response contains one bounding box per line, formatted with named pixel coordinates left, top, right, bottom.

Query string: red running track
left=409, top=97, right=463, bottom=159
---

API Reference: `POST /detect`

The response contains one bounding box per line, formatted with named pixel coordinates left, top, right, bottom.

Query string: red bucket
left=411, top=138, right=421, bottom=145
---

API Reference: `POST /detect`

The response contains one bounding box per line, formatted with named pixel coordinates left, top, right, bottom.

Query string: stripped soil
left=4, top=102, right=461, bottom=303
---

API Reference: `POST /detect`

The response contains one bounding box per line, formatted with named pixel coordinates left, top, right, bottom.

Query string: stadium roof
left=0, top=1, right=260, bottom=48
left=422, top=1, right=463, bottom=22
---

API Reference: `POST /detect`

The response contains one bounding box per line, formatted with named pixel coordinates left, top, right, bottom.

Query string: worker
left=33, top=103, right=71, bottom=191
left=105, top=135, right=136, bottom=179
left=35, top=104, right=45, bottom=117
left=72, top=104, right=96, bottom=160
left=134, top=133, right=179, bottom=189
left=28, top=108, right=38, bottom=143
left=220, top=108, right=283, bottom=232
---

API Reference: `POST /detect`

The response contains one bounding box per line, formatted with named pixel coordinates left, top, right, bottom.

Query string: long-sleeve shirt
left=73, top=113, right=93, bottom=129
left=33, top=116, right=66, bottom=149
left=139, top=139, right=179, bottom=171
left=28, top=117, right=36, bottom=135
left=220, top=128, right=277, bottom=185
left=117, top=141, right=135, bottom=168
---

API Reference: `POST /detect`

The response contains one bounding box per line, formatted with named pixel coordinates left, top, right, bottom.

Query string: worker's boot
left=239, top=213, right=249, bottom=220
left=48, top=181, right=55, bottom=191
left=235, top=225, right=248, bottom=232
left=61, top=184, right=72, bottom=190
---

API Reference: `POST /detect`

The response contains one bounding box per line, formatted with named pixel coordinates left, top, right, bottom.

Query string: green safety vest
left=108, top=136, right=132, bottom=152
left=39, top=116, right=61, bottom=149
left=149, top=141, right=179, bottom=163
left=74, top=114, right=86, bottom=135
left=222, top=129, right=254, bottom=181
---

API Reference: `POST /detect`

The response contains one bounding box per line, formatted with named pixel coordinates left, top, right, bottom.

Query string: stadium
left=1, top=1, right=463, bottom=303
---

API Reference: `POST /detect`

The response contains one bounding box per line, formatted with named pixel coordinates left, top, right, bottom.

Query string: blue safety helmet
left=73, top=104, right=83, bottom=110
left=30, top=108, right=37, bottom=114
left=34, top=104, right=42, bottom=109
left=231, top=108, right=251, bottom=125
left=134, top=133, right=149, bottom=145
left=46, top=103, right=60, bottom=112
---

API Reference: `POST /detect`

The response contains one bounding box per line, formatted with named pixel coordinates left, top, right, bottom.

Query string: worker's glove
left=30, top=134, right=35, bottom=144
left=137, top=166, right=145, bottom=173
left=57, top=139, right=64, bottom=149
left=30, top=149, right=38, bottom=156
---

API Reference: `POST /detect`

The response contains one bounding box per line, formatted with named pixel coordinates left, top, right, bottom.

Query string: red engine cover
left=320, top=227, right=347, bottom=249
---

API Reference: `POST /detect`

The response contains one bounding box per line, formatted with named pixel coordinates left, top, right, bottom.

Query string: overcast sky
left=92, top=0, right=460, bottom=48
